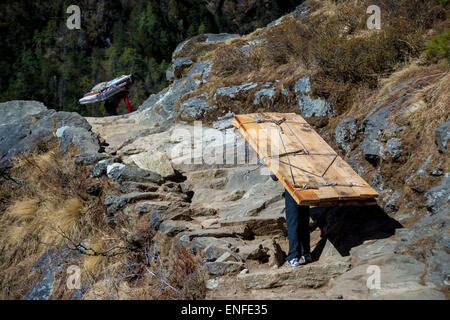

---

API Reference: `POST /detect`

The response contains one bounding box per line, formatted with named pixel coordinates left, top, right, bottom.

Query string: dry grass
left=0, top=138, right=206, bottom=300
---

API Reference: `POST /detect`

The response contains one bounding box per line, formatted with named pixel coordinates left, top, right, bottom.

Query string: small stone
left=205, top=278, right=220, bottom=290
left=240, top=269, right=249, bottom=275
left=431, top=168, right=443, bottom=177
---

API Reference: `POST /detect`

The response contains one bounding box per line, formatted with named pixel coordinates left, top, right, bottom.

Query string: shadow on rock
left=310, top=205, right=403, bottom=258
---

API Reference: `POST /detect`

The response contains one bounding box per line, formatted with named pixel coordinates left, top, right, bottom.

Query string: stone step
left=158, top=220, right=199, bottom=237
left=238, top=261, right=351, bottom=290
left=220, top=215, right=287, bottom=237
left=107, top=163, right=164, bottom=184
left=120, top=181, right=159, bottom=193
left=105, top=192, right=164, bottom=215
left=185, top=227, right=250, bottom=241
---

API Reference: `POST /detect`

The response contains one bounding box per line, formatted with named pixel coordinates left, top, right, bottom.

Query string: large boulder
left=0, top=100, right=47, bottom=125
left=125, top=150, right=176, bottom=178
left=0, top=101, right=96, bottom=169
left=58, top=126, right=100, bottom=154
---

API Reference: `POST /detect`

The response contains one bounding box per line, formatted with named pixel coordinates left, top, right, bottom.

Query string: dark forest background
left=0, top=0, right=299, bottom=116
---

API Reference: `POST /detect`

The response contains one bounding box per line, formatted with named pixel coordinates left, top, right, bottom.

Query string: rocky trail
left=1, top=1, right=448, bottom=300
left=84, top=113, right=446, bottom=300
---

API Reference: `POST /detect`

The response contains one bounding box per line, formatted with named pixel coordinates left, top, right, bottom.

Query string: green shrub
left=424, top=31, right=450, bottom=64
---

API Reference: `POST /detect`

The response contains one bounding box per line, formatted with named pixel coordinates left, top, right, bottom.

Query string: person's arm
left=124, top=94, right=133, bottom=113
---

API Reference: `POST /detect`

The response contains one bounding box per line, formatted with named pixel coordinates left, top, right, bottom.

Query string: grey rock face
left=294, top=76, right=333, bottom=117
left=179, top=96, right=215, bottom=121
left=383, top=138, right=402, bottom=160
left=385, top=191, right=401, bottom=214
left=120, top=181, right=159, bottom=194
left=172, top=57, right=193, bottom=79
left=149, top=210, right=191, bottom=230
left=106, top=163, right=163, bottom=184
left=425, top=173, right=449, bottom=214
left=166, top=69, right=174, bottom=82
left=335, top=118, right=358, bottom=152
left=253, top=87, right=276, bottom=105
left=293, top=1, right=310, bottom=20
left=394, top=206, right=449, bottom=291
left=212, top=112, right=235, bottom=130
left=215, top=82, right=258, bottom=99
left=220, top=215, right=287, bottom=237
left=0, top=101, right=94, bottom=169
left=204, top=245, right=238, bottom=262
left=158, top=220, right=190, bottom=236
left=136, top=61, right=212, bottom=129
left=346, top=153, right=365, bottom=176
left=186, top=228, right=238, bottom=241
left=24, top=248, right=77, bottom=300
left=360, top=103, right=394, bottom=165
left=435, top=121, right=449, bottom=152
left=203, top=261, right=244, bottom=276
left=59, top=126, right=100, bottom=154
left=236, top=243, right=269, bottom=262
left=104, top=192, right=162, bottom=215
left=204, top=33, right=239, bottom=44
left=0, top=100, right=47, bottom=125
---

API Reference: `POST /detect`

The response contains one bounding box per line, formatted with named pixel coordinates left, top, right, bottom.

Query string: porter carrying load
left=79, top=75, right=136, bottom=115
left=232, top=112, right=379, bottom=206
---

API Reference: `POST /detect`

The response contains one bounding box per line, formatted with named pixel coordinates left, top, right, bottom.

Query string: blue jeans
left=285, top=190, right=310, bottom=261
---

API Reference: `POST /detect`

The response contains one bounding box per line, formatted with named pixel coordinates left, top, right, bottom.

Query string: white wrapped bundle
left=79, top=75, right=134, bottom=104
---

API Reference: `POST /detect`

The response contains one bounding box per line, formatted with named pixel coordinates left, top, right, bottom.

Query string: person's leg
left=284, top=190, right=300, bottom=261
left=104, top=101, right=118, bottom=116
left=298, top=205, right=311, bottom=256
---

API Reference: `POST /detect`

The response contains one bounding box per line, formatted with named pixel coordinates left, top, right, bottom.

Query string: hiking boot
left=285, top=258, right=300, bottom=267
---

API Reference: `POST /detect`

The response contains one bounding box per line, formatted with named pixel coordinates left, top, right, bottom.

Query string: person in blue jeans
left=271, top=174, right=312, bottom=267
left=284, top=190, right=312, bottom=266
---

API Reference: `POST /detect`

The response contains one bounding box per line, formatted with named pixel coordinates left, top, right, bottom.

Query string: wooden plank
left=263, top=113, right=361, bottom=201
left=233, top=112, right=378, bottom=206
